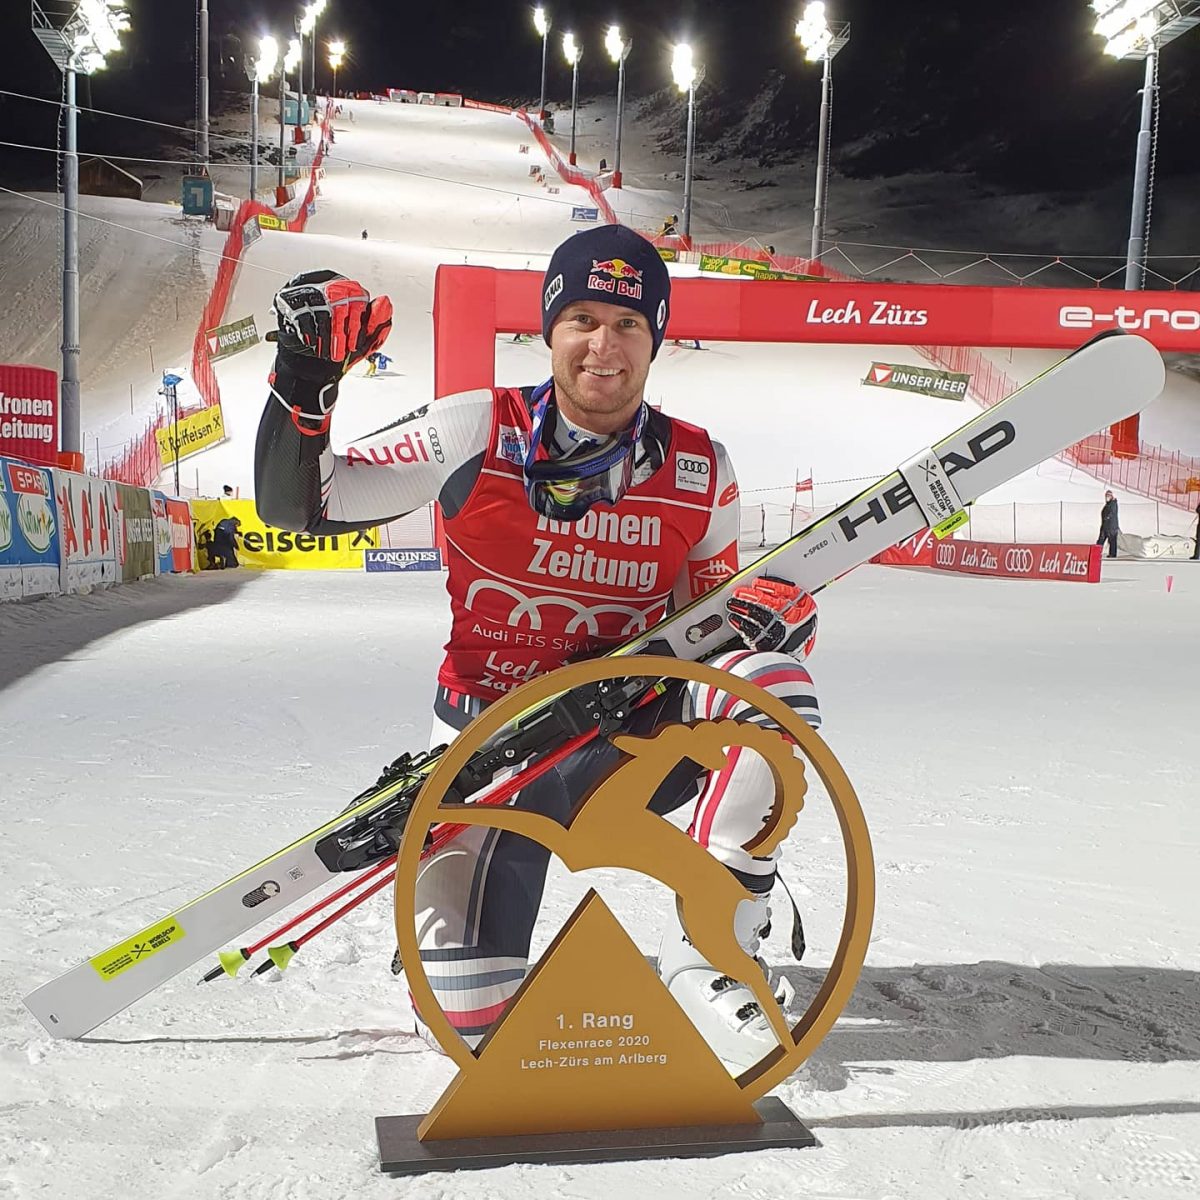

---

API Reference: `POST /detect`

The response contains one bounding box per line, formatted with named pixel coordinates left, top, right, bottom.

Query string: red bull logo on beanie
left=588, top=258, right=644, bottom=300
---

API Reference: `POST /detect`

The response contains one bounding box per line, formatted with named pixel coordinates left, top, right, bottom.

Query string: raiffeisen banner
left=191, top=498, right=378, bottom=570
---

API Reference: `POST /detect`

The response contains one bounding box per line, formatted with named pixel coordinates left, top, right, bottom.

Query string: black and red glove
left=267, top=270, right=393, bottom=437
left=272, top=270, right=392, bottom=367
left=725, top=575, right=818, bottom=662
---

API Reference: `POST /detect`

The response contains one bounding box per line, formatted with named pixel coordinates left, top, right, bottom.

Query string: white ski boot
left=656, top=891, right=794, bottom=1069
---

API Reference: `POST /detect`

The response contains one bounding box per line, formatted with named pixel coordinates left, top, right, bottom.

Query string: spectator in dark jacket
left=1097, top=491, right=1119, bottom=559
left=211, top=517, right=241, bottom=569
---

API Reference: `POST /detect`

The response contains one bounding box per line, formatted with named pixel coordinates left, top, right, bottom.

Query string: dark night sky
left=1, top=3, right=1197, bottom=208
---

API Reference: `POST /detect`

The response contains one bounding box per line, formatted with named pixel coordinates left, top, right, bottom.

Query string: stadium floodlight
left=248, top=35, right=280, bottom=200
left=257, top=35, right=279, bottom=83
left=279, top=37, right=303, bottom=188
left=795, top=2, right=850, bottom=267
left=605, top=25, right=632, bottom=188
left=533, top=7, right=551, bottom=121
left=562, top=32, right=582, bottom=165
left=1088, top=1, right=1200, bottom=289
left=30, top=0, right=132, bottom=460
left=300, top=0, right=328, bottom=99
left=328, top=38, right=345, bottom=96
left=671, top=44, right=704, bottom=239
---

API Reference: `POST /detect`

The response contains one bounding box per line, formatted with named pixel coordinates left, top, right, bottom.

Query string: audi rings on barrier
left=1004, top=548, right=1034, bottom=572
left=935, top=542, right=957, bottom=566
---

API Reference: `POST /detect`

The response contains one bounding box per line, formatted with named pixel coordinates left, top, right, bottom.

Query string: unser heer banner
left=863, top=361, right=971, bottom=400
left=933, top=538, right=1101, bottom=583
left=0, top=364, right=59, bottom=467
left=190, top=498, right=379, bottom=570
left=115, top=483, right=156, bottom=582
left=0, top=455, right=60, bottom=602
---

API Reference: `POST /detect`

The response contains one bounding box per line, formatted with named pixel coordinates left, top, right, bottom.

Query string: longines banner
left=0, top=364, right=58, bottom=467
left=933, top=538, right=1101, bottom=583
left=191, top=498, right=379, bottom=570
left=863, top=361, right=971, bottom=399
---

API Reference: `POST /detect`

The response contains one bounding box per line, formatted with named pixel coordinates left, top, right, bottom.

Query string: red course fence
left=105, top=107, right=334, bottom=489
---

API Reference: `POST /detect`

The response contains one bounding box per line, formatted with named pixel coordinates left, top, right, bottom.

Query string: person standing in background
left=1191, top=498, right=1200, bottom=561
left=1097, top=490, right=1119, bottom=559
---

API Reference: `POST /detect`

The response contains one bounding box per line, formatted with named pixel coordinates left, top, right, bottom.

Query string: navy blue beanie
left=541, top=225, right=671, bottom=358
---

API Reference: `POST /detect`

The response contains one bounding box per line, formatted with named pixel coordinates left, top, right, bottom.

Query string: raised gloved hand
left=725, top=575, right=818, bottom=662
left=272, top=269, right=392, bottom=368
left=267, top=270, right=393, bottom=437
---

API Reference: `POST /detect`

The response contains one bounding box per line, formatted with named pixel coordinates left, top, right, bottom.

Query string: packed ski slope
left=2, top=99, right=1198, bottom=1200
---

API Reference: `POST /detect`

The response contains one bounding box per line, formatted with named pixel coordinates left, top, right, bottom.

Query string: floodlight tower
left=328, top=38, right=345, bottom=96
left=533, top=7, right=551, bottom=121
left=280, top=37, right=302, bottom=188
left=605, top=25, right=632, bottom=187
left=306, top=0, right=327, bottom=99
left=671, top=44, right=704, bottom=239
left=31, top=0, right=132, bottom=458
left=795, top=2, right=850, bottom=266
left=248, top=36, right=279, bottom=199
left=1090, top=0, right=1200, bottom=289
left=563, top=32, right=582, bottom=165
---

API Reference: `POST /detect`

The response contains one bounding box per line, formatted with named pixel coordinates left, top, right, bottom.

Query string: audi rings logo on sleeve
left=935, top=542, right=957, bottom=566
left=1005, top=548, right=1034, bottom=573
left=427, top=426, right=445, bottom=463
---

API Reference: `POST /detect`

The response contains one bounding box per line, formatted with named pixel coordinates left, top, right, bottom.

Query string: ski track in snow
left=1, top=99, right=1199, bottom=1199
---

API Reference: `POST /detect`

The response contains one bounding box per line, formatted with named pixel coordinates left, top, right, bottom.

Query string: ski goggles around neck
left=522, top=381, right=647, bottom=522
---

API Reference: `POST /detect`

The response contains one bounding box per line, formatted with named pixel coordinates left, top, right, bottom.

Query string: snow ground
left=2, top=98, right=1200, bottom=1199
left=2, top=565, right=1198, bottom=1198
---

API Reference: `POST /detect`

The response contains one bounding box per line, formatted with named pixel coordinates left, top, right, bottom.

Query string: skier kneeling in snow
left=253, top=227, right=821, bottom=1068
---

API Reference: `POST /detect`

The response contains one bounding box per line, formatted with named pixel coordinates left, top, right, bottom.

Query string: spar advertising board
left=53, top=468, right=117, bottom=591
left=0, top=365, right=58, bottom=467
left=0, top=456, right=60, bottom=602
left=151, top=492, right=174, bottom=574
